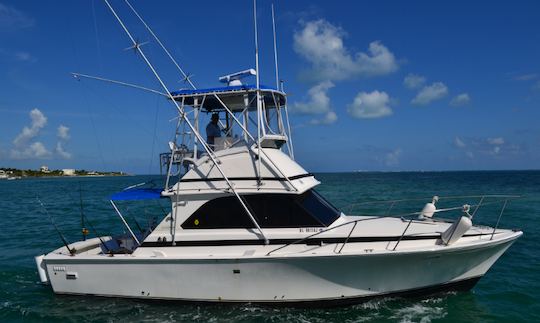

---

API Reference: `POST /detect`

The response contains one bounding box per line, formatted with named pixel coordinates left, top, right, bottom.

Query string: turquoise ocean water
left=0, top=171, right=539, bottom=322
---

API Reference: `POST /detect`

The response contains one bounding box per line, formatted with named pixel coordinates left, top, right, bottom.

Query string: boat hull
left=43, top=235, right=518, bottom=305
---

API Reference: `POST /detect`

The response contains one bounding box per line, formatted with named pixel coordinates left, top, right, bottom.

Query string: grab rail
left=266, top=194, right=520, bottom=255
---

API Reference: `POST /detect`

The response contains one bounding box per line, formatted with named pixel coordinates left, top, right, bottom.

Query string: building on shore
left=62, top=169, right=76, bottom=176
left=40, top=165, right=50, bottom=173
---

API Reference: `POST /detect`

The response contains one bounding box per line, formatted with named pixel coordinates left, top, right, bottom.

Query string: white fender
left=34, top=255, right=49, bottom=284
left=441, top=216, right=472, bottom=245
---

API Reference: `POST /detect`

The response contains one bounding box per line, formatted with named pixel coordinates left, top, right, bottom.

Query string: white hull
left=42, top=233, right=519, bottom=304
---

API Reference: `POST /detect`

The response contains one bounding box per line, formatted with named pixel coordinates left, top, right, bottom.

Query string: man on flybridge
left=206, top=113, right=222, bottom=150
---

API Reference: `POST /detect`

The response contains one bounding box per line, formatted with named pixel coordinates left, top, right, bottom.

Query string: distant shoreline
left=0, top=167, right=128, bottom=179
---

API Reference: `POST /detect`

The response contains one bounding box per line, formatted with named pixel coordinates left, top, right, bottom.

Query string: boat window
left=181, top=190, right=340, bottom=229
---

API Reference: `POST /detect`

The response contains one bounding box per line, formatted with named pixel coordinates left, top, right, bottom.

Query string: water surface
left=0, top=171, right=538, bottom=322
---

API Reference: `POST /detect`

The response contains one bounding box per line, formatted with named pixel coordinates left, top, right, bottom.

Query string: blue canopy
left=170, top=84, right=285, bottom=112
left=110, top=188, right=164, bottom=201
left=170, top=84, right=276, bottom=96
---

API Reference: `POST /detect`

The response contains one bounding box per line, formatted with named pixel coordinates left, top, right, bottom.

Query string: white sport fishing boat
left=35, top=1, right=522, bottom=306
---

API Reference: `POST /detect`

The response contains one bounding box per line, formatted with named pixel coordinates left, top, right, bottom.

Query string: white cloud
left=0, top=49, right=36, bottom=63
left=487, top=137, right=504, bottom=145
left=14, top=51, right=35, bottom=62
left=452, top=136, right=518, bottom=158
left=454, top=136, right=466, bottom=148
left=55, top=142, right=72, bottom=159
left=309, top=111, right=337, bottom=125
left=348, top=90, right=392, bottom=119
left=13, top=108, right=47, bottom=147
left=294, top=19, right=398, bottom=81
left=385, top=148, right=402, bottom=167
left=55, top=125, right=72, bottom=159
left=10, top=141, right=51, bottom=159
left=450, top=93, right=471, bottom=106
left=403, top=73, right=426, bottom=89
left=57, top=125, right=70, bottom=140
left=0, top=3, right=34, bottom=30
left=514, top=73, right=538, bottom=81
left=291, top=81, right=337, bottom=125
left=291, top=81, right=334, bottom=114
left=10, top=109, right=50, bottom=159
left=412, top=82, right=448, bottom=106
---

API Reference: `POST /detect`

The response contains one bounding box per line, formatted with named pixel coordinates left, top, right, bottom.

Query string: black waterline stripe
left=179, top=173, right=314, bottom=183
left=140, top=233, right=497, bottom=247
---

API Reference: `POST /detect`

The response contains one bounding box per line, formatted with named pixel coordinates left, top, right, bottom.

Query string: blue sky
left=1, top=0, right=539, bottom=173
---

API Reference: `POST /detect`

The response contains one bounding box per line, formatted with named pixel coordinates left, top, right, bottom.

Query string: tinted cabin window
left=181, top=190, right=340, bottom=229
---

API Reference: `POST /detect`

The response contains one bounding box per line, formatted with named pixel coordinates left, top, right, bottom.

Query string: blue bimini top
left=169, top=84, right=286, bottom=112
left=110, top=188, right=164, bottom=201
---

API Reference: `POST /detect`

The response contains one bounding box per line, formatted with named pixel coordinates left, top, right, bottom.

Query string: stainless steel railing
left=266, top=194, right=520, bottom=256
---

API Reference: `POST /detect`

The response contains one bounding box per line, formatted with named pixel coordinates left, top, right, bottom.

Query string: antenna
left=253, top=0, right=263, bottom=182
left=271, top=4, right=280, bottom=91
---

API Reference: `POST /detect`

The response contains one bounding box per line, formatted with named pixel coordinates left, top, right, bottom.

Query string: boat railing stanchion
left=471, top=195, right=485, bottom=219
left=110, top=200, right=140, bottom=246
left=385, top=201, right=396, bottom=216
left=491, top=199, right=508, bottom=240
left=337, top=221, right=357, bottom=253
left=393, top=217, right=414, bottom=251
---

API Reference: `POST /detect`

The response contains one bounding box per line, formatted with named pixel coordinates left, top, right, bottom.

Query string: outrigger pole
left=72, top=73, right=168, bottom=97
left=123, top=0, right=197, bottom=90
left=102, top=0, right=269, bottom=244
left=271, top=3, right=294, bottom=159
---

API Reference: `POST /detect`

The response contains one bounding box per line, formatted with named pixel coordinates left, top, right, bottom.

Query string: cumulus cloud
left=452, top=136, right=519, bottom=158
left=454, top=136, right=466, bottom=148
left=514, top=73, right=537, bottom=81
left=291, top=81, right=334, bottom=114
left=0, top=49, right=36, bottom=62
left=348, top=90, right=392, bottom=119
left=11, top=141, right=51, bottom=159
left=55, top=125, right=72, bottom=159
left=385, top=148, right=402, bottom=167
left=13, top=108, right=47, bottom=147
left=411, top=82, right=448, bottom=106
left=11, top=109, right=50, bottom=159
left=403, top=73, right=426, bottom=89
left=9, top=108, right=72, bottom=160
left=55, top=142, right=71, bottom=159
left=294, top=19, right=398, bottom=81
left=450, top=93, right=471, bottom=106
left=57, top=125, right=70, bottom=140
left=291, top=81, right=337, bottom=125
left=309, top=111, right=337, bottom=125
left=487, top=137, right=504, bottom=145
left=0, top=3, right=34, bottom=30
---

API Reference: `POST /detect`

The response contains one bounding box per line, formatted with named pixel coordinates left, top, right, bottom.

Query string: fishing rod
left=79, top=182, right=88, bottom=241
left=62, top=187, right=112, bottom=254
left=36, top=197, right=76, bottom=256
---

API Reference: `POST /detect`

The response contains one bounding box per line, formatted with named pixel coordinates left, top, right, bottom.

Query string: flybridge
left=170, top=84, right=286, bottom=112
